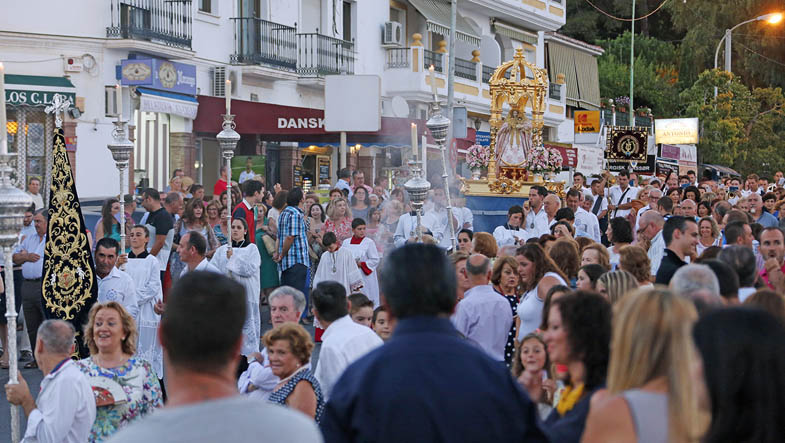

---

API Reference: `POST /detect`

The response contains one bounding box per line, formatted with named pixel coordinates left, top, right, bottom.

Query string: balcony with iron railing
left=297, top=33, right=355, bottom=77
left=424, top=49, right=443, bottom=72
left=231, top=17, right=297, bottom=70
left=454, top=56, right=477, bottom=81
left=107, top=0, right=192, bottom=49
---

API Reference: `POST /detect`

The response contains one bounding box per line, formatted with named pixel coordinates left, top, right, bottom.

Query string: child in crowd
left=511, top=333, right=557, bottom=420
left=372, top=306, right=392, bottom=341
left=348, top=293, right=374, bottom=328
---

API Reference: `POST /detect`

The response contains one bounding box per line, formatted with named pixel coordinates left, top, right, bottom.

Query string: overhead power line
left=583, top=0, right=670, bottom=22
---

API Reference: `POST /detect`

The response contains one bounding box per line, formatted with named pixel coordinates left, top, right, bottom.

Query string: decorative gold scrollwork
left=489, top=178, right=523, bottom=194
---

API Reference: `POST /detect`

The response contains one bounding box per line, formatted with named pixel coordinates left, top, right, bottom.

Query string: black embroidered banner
left=42, top=126, right=97, bottom=358
left=605, top=126, right=649, bottom=163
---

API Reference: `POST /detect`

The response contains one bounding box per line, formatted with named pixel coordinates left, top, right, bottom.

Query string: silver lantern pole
left=0, top=148, right=33, bottom=443
left=427, top=95, right=457, bottom=251
left=216, top=113, right=240, bottom=251
left=403, top=160, right=430, bottom=243
left=107, top=93, right=133, bottom=269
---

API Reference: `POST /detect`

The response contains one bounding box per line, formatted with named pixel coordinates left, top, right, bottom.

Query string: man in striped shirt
left=274, top=187, right=311, bottom=313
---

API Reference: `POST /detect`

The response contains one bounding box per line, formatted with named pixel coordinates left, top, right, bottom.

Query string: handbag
left=261, top=234, right=276, bottom=255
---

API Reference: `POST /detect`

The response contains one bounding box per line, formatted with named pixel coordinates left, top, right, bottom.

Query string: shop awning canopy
left=547, top=43, right=601, bottom=110
left=408, top=0, right=481, bottom=47
left=703, top=164, right=741, bottom=177
left=136, top=87, right=198, bottom=120
left=4, top=74, right=76, bottom=107
left=492, top=20, right=538, bottom=45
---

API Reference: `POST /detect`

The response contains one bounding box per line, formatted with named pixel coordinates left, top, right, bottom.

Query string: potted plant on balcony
left=466, top=144, right=490, bottom=180
left=614, top=96, right=630, bottom=113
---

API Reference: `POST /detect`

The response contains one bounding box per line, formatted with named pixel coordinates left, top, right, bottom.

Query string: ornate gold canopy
left=487, top=48, right=549, bottom=181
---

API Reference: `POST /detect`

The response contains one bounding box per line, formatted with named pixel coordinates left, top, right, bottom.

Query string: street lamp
left=714, top=12, right=783, bottom=96
left=107, top=99, right=134, bottom=268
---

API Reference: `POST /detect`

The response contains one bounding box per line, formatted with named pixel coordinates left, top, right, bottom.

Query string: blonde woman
left=324, top=197, right=354, bottom=243
left=696, top=216, right=721, bottom=257
left=596, top=270, right=638, bottom=305
left=582, top=289, right=705, bottom=442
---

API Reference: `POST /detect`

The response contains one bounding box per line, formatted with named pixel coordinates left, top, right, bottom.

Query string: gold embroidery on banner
left=42, top=128, right=95, bottom=320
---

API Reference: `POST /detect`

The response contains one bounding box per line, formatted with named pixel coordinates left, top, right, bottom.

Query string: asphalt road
left=0, top=303, right=319, bottom=438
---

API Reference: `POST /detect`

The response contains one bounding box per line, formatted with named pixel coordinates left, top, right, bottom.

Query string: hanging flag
left=42, top=126, right=97, bottom=358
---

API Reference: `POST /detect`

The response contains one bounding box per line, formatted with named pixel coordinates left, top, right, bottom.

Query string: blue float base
left=466, top=195, right=527, bottom=234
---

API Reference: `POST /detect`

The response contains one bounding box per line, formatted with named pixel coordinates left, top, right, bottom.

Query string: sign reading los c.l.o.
left=6, top=90, right=76, bottom=106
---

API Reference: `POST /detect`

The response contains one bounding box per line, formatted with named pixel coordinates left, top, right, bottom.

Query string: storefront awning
left=408, top=0, right=481, bottom=47
left=4, top=74, right=76, bottom=107
left=492, top=20, right=538, bottom=45
left=136, top=87, right=198, bottom=120
left=547, top=43, right=601, bottom=110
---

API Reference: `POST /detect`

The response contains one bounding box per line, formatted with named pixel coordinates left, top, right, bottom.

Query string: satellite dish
left=391, top=96, right=409, bottom=118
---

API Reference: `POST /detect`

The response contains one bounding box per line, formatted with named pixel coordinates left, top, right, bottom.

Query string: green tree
left=679, top=69, right=785, bottom=175
left=596, top=32, right=680, bottom=115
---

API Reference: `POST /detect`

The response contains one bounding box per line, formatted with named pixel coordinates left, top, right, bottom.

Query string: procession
left=2, top=0, right=785, bottom=442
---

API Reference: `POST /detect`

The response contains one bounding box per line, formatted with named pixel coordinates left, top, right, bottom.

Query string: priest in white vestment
left=211, top=218, right=261, bottom=356
left=492, top=205, right=528, bottom=247
left=342, top=218, right=381, bottom=307
left=124, top=225, right=164, bottom=379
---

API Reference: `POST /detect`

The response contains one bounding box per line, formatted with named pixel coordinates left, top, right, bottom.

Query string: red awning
left=194, top=95, right=424, bottom=144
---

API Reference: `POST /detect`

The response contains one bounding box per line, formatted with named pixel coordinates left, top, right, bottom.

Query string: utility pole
left=629, top=0, right=636, bottom=127
left=445, top=0, right=457, bottom=163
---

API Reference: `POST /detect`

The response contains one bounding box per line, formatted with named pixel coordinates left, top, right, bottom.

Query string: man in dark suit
left=655, top=216, right=698, bottom=285
left=320, top=244, right=547, bottom=443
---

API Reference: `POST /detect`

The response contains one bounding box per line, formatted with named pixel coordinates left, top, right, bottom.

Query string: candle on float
left=429, top=65, right=437, bottom=96
left=0, top=63, right=6, bottom=155
left=411, top=123, right=418, bottom=161
left=115, top=84, right=122, bottom=119
left=225, top=79, right=232, bottom=115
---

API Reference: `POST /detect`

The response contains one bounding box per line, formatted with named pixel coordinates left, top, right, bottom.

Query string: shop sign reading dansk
left=277, top=117, right=325, bottom=129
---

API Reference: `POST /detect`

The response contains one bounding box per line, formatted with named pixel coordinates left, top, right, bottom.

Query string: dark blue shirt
left=320, top=317, right=548, bottom=443
left=542, top=385, right=600, bottom=442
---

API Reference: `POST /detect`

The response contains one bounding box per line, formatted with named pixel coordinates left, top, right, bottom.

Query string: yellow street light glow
left=760, top=12, right=783, bottom=24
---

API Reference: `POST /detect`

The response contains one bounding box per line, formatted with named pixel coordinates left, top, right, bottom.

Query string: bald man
left=639, top=210, right=666, bottom=276
left=680, top=199, right=697, bottom=219
left=451, top=254, right=513, bottom=362
left=543, top=194, right=562, bottom=232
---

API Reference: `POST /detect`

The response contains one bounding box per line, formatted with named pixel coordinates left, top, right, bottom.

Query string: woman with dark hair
left=94, top=198, right=125, bottom=245
left=268, top=189, right=288, bottom=224
left=697, top=200, right=712, bottom=218
left=606, top=217, right=633, bottom=270
left=744, top=289, right=785, bottom=323
left=515, top=243, right=568, bottom=340
left=457, top=228, right=473, bottom=253
left=542, top=292, right=611, bottom=441
left=538, top=234, right=557, bottom=254
left=575, top=264, right=605, bottom=291
left=666, top=187, right=682, bottom=207
left=350, top=187, right=371, bottom=222
left=683, top=185, right=700, bottom=204
left=210, top=217, right=261, bottom=356
left=490, top=256, right=522, bottom=366
left=692, top=308, right=785, bottom=442
left=551, top=220, right=575, bottom=239
left=254, top=204, right=280, bottom=293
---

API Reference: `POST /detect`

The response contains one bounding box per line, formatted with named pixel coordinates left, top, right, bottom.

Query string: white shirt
left=238, top=170, right=256, bottom=184
left=588, top=192, right=609, bottom=217
left=23, top=359, right=96, bottom=443
left=393, top=211, right=439, bottom=247
left=739, top=287, right=756, bottom=303
left=238, top=348, right=313, bottom=401
left=27, top=192, right=45, bottom=210
left=648, top=230, right=666, bottom=276
left=456, top=206, right=474, bottom=231
left=181, top=258, right=221, bottom=276
left=517, top=272, right=567, bottom=340
left=97, top=266, right=139, bottom=321
left=574, top=207, right=601, bottom=243
left=15, top=233, right=46, bottom=279
left=524, top=207, right=549, bottom=238
left=493, top=224, right=528, bottom=247
left=608, top=185, right=639, bottom=219
left=451, top=284, right=513, bottom=362
left=314, top=315, right=383, bottom=399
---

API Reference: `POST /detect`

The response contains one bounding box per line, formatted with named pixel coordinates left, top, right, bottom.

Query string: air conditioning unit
left=212, top=66, right=227, bottom=97
left=383, top=21, right=404, bottom=46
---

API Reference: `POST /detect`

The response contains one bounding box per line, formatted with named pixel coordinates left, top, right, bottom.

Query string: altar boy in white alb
left=493, top=205, right=528, bottom=247
left=342, top=218, right=381, bottom=307
left=313, top=232, right=364, bottom=294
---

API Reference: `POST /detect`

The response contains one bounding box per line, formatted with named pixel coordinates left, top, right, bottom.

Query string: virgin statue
left=495, top=110, right=533, bottom=167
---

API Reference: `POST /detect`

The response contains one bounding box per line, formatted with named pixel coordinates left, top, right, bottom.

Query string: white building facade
left=0, top=0, right=602, bottom=198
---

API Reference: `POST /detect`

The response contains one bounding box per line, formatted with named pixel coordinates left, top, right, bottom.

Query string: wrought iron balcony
left=231, top=17, right=297, bottom=70
left=424, top=49, right=443, bottom=73
left=455, top=56, right=477, bottom=81
left=297, top=33, right=355, bottom=77
left=107, top=0, right=192, bottom=49
left=386, top=47, right=411, bottom=69
left=482, top=65, right=511, bottom=83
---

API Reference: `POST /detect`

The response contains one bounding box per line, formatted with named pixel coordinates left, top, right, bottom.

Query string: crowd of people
left=4, top=163, right=785, bottom=442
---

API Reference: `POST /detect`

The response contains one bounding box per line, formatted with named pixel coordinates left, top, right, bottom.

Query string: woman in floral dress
left=77, top=302, right=162, bottom=442
left=324, top=197, right=353, bottom=243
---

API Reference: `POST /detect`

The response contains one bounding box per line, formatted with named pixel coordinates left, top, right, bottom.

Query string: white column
left=537, top=31, right=545, bottom=69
